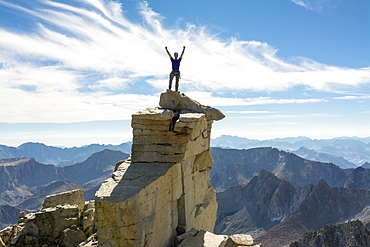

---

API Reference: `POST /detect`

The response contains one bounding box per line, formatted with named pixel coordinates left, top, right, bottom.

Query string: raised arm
left=180, top=46, right=186, bottom=59
left=165, top=47, right=173, bottom=59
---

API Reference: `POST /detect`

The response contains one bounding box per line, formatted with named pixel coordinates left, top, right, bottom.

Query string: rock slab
left=159, top=90, right=225, bottom=120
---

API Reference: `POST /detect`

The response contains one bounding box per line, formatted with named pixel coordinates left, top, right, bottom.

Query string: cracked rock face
left=95, top=97, right=223, bottom=246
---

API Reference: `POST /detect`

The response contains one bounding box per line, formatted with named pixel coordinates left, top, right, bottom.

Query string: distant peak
left=361, top=162, right=370, bottom=169
left=256, top=169, right=279, bottom=181
left=315, top=179, right=330, bottom=190
left=18, top=142, right=47, bottom=147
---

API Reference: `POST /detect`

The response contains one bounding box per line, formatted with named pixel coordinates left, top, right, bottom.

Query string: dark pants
left=169, top=71, right=180, bottom=92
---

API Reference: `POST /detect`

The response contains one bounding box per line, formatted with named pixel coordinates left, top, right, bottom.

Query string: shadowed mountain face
left=292, top=146, right=356, bottom=169
left=62, top=149, right=128, bottom=186
left=215, top=169, right=297, bottom=235
left=344, top=166, right=370, bottom=190
left=211, top=147, right=370, bottom=192
left=0, top=205, right=20, bottom=230
left=290, top=220, right=370, bottom=247
left=215, top=169, right=370, bottom=247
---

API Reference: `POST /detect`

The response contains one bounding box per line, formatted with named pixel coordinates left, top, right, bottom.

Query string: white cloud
left=224, top=111, right=278, bottom=114
left=0, top=0, right=369, bottom=124
left=334, top=95, right=370, bottom=100
left=290, top=0, right=337, bottom=12
left=185, top=91, right=327, bottom=107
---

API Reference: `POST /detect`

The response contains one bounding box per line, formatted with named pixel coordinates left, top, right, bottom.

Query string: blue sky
left=0, top=0, right=369, bottom=147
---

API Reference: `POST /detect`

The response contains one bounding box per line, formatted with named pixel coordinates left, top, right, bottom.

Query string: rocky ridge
left=290, top=220, right=370, bottom=247
left=211, top=147, right=370, bottom=192
left=0, top=142, right=131, bottom=167
left=214, top=169, right=370, bottom=246
left=211, top=135, right=370, bottom=167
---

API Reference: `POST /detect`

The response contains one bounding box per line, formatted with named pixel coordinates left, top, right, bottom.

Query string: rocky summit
left=93, top=91, right=238, bottom=247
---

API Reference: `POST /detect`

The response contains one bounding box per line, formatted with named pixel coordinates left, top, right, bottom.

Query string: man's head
left=174, top=52, right=178, bottom=59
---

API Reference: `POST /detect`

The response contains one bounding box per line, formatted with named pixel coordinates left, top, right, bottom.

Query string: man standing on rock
left=165, top=46, right=185, bottom=92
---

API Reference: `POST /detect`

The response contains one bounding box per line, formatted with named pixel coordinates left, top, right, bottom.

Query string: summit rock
left=159, top=90, right=225, bottom=120
left=94, top=91, right=225, bottom=246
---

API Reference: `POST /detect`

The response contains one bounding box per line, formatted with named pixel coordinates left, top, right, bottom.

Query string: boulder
left=177, top=230, right=228, bottom=247
left=59, top=226, right=87, bottom=247
left=159, top=90, right=225, bottom=120
left=225, top=234, right=254, bottom=247
left=177, top=228, right=199, bottom=244
left=42, top=189, right=85, bottom=212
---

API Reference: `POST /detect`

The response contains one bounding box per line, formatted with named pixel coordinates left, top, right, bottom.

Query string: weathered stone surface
left=95, top=160, right=182, bottom=246
left=131, top=122, right=170, bottom=131
left=24, top=205, right=81, bottom=237
left=1, top=189, right=95, bottom=247
left=95, top=97, right=223, bottom=246
left=131, top=143, right=187, bottom=154
left=159, top=90, right=225, bottom=120
left=59, top=226, right=87, bottom=247
left=82, top=207, right=95, bottom=236
left=177, top=228, right=199, bottom=244
left=177, top=230, right=228, bottom=247
left=42, top=189, right=85, bottom=212
left=131, top=151, right=185, bottom=163
left=225, top=234, right=254, bottom=247
left=180, top=151, right=218, bottom=233
left=132, top=107, right=174, bottom=120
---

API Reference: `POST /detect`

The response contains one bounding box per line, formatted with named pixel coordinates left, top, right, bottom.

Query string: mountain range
left=0, top=142, right=131, bottom=166
left=216, top=169, right=370, bottom=247
left=211, top=147, right=370, bottom=192
left=211, top=135, right=370, bottom=167
left=1, top=136, right=369, bottom=168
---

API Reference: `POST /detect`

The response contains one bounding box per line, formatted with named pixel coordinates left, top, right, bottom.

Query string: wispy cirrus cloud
left=0, top=0, right=369, bottom=124
left=290, top=0, right=337, bottom=12
left=334, top=95, right=370, bottom=100
left=185, top=91, right=327, bottom=107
